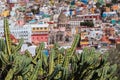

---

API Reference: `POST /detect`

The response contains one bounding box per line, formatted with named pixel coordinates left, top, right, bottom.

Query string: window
left=37, top=37, right=39, bottom=40
left=41, top=37, right=43, bottom=39
left=32, top=37, right=34, bottom=40
left=45, top=37, right=48, bottom=39
left=44, top=27, right=47, bottom=30
left=33, top=28, right=35, bottom=30
left=40, top=28, right=43, bottom=30
left=37, top=28, right=39, bottom=30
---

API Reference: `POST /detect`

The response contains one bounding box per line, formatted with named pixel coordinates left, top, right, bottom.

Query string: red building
left=32, top=34, right=48, bottom=43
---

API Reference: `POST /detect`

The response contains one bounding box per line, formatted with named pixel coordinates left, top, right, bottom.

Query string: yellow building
left=80, top=41, right=89, bottom=45
left=32, top=27, right=48, bottom=32
left=1, top=9, right=10, bottom=17
left=31, top=24, right=49, bottom=32
left=80, top=32, right=88, bottom=40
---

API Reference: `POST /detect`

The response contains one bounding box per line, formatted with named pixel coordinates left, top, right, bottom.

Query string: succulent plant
left=0, top=17, right=117, bottom=80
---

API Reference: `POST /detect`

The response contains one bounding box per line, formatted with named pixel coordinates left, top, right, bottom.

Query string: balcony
left=32, top=31, right=48, bottom=34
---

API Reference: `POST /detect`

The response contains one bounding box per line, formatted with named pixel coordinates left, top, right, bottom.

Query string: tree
left=112, top=0, right=118, bottom=3
left=106, top=3, right=112, bottom=7
left=96, top=2, right=101, bottom=8
left=80, top=21, right=94, bottom=27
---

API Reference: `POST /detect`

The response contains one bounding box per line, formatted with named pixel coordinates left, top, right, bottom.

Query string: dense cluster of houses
left=0, top=0, right=120, bottom=54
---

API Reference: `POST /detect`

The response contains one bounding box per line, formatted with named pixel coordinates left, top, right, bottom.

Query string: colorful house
left=103, top=27, right=115, bottom=36
left=31, top=24, right=49, bottom=44
left=80, top=32, right=89, bottom=48
left=80, top=37, right=89, bottom=48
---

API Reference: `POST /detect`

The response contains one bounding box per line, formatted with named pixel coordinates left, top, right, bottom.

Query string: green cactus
left=5, top=69, right=15, bottom=80
left=0, top=39, right=7, bottom=53
left=12, top=38, right=24, bottom=54
left=0, top=19, right=118, bottom=80
left=29, top=59, right=42, bottom=80
left=4, top=18, right=11, bottom=56
left=48, top=49, right=55, bottom=76
left=33, top=43, right=45, bottom=64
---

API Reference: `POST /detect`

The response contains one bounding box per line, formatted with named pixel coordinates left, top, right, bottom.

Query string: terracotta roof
left=2, top=34, right=18, bottom=43
left=101, top=35, right=110, bottom=43
left=112, top=5, right=119, bottom=10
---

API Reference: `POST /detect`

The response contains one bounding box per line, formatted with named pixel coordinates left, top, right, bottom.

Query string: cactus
left=4, top=18, right=11, bottom=55
left=5, top=69, right=15, bottom=80
left=29, top=60, right=42, bottom=80
left=0, top=19, right=118, bottom=80
left=32, top=43, right=45, bottom=64
left=0, top=39, right=7, bottom=53
left=0, top=40, right=118, bottom=80
left=48, top=49, right=55, bottom=76
left=12, top=38, right=24, bottom=54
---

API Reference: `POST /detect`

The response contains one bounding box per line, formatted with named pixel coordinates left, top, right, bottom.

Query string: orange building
left=111, top=5, right=119, bottom=11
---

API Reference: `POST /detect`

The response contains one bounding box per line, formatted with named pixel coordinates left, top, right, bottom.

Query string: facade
left=77, top=13, right=101, bottom=26
left=0, top=25, right=32, bottom=42
left=31, top=23, right=49, bottom=43
left=48, top=11, right=73, bottom=46
left=1, top=0, right=120, bottom=51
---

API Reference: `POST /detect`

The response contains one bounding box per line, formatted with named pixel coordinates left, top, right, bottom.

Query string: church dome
left=58, top=12, right=68, bottom=24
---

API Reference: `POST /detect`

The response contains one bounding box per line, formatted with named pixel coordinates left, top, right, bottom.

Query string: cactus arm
left=33, top=43, right=44, bottom=61
left=17, top=76, right=23, bottom=80
left=0, top=52, right=9, bottom=65
left=48, top=49, right=55, bottom=76
left=4, top=18, right=11, bottom=55
left=39, top=60, right=43, bottom=76
left=22, top=64, right=32, bottom=75
left=0, top=39, right=7, bottom=53
left=29, top=60, right=42, bottom=80
left=5, top=69, right=15, bottom=80
left=48, top=64, right=62, bottom=80
left=12, top=38, right=24, bottom=54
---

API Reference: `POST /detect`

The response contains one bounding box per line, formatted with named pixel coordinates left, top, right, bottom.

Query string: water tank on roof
left=81, top=0, right=88, bottom=4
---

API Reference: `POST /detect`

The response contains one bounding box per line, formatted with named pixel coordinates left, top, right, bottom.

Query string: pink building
left=31, top=24, right=49, bottom=44
left=32, top=34, right=48, bottom=43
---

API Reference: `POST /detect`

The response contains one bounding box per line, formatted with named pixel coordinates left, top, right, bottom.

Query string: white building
left=0, top=20, right=32, bottom=42
left=10, top=26, right=32, bottom=42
